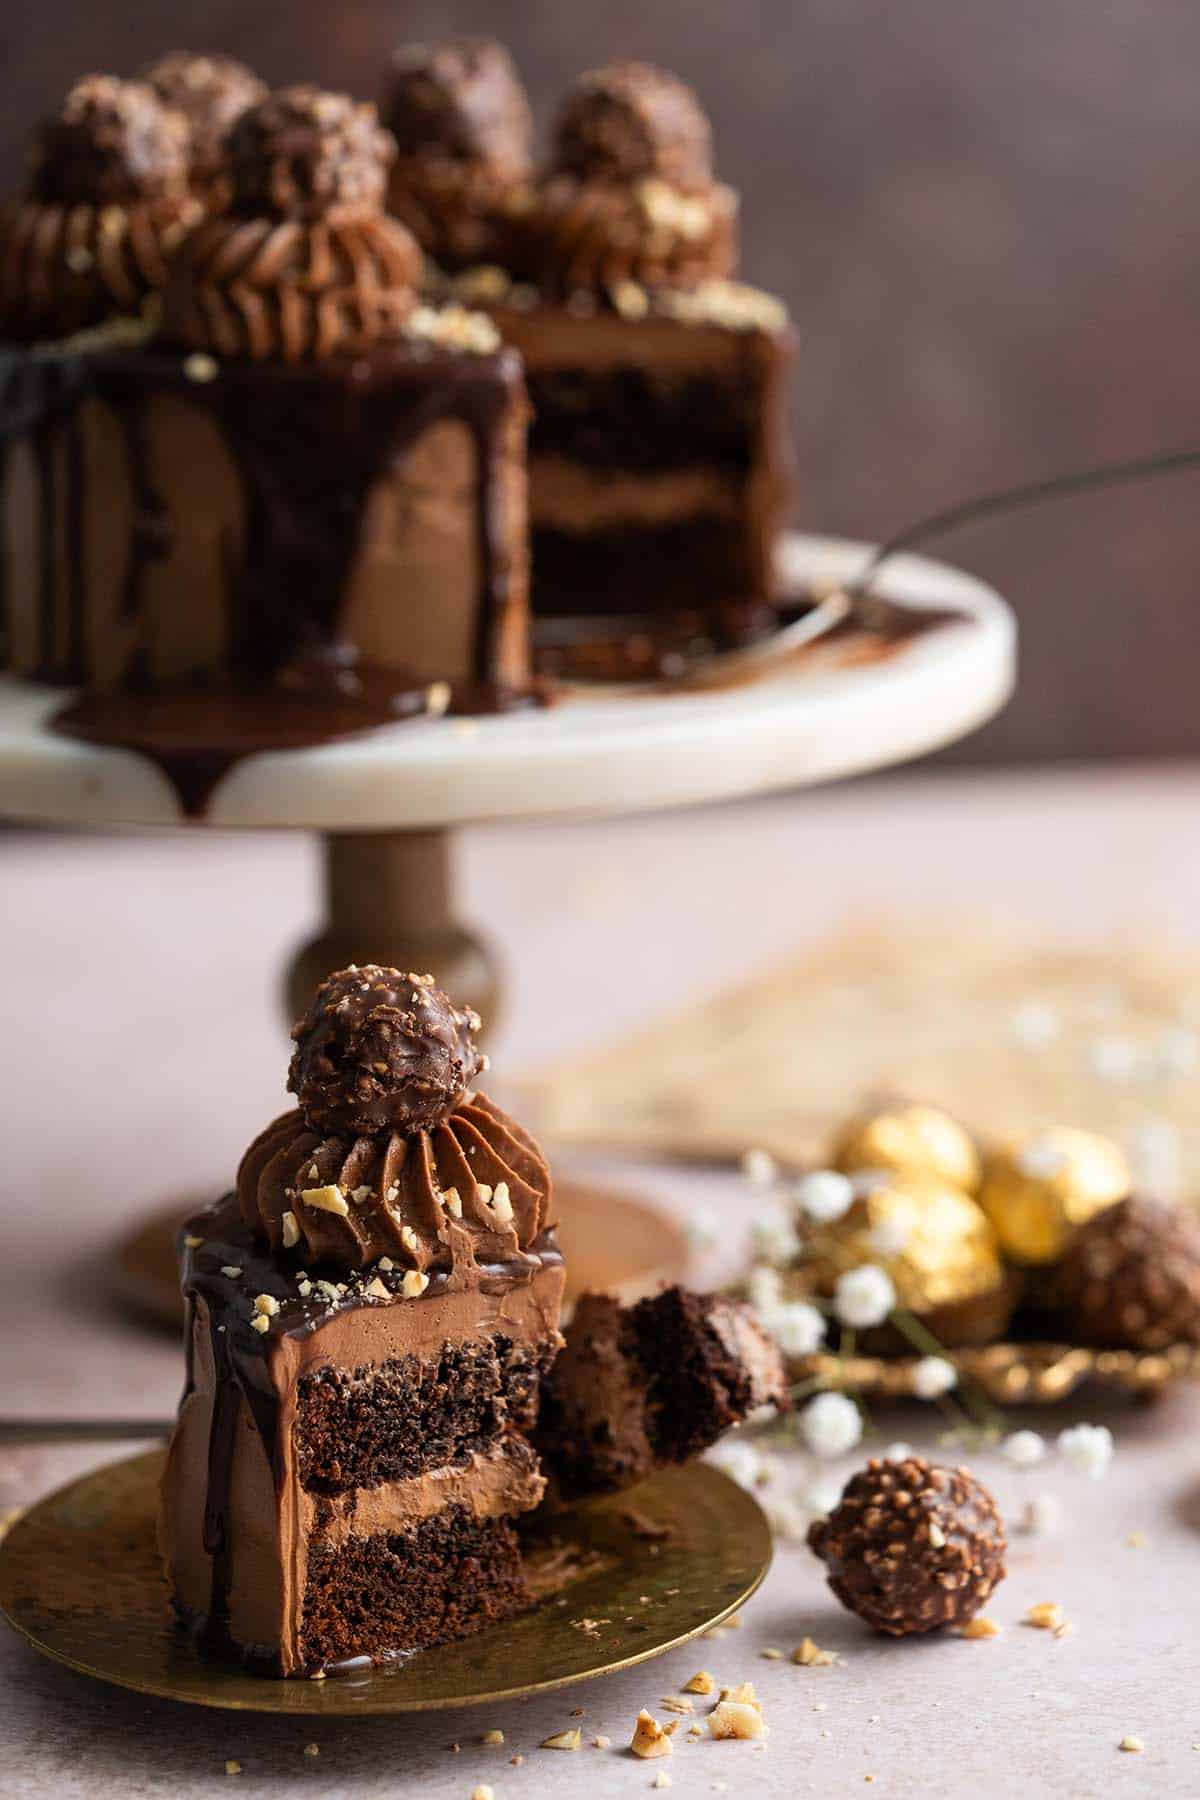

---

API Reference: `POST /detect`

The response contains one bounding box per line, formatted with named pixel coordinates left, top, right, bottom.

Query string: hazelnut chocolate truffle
left=287, top=964, right=483, bottom=1140
left=225, top=84, right=394, bottom=222
left=979, top=1128, right=1130, bottom=1265
left=1047, top=1195, right=1200, bottom=1351
left=553, top=61, right=713, bottom=191
left=808, top=1456, right=1006, bottom=1636
left=832, top=1102, right=982, bottom=1196
left=0, top=74, right=198, bottom=340
left=142, top=51, right=267, bottom=193
left=383, top=38, right=534, bottom=271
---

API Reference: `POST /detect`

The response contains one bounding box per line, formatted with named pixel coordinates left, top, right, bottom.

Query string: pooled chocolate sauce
left=55, top=671, right=548, bottom=816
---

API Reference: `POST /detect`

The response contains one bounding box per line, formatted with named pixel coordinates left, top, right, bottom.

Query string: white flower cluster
left=747, top=1267, right=825, bottom=1357
left=1001, top=1423, right=1114, bottom=1479
left=800, top=1391, right=862, bottom=1458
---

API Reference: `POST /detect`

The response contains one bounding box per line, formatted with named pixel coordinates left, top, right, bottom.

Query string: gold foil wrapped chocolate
left=979, top=1127, right=1130, bottom=1265
left=831, top=1103, right=981, bottom=1196
left=802, top=1173, right=1003, bottom=1315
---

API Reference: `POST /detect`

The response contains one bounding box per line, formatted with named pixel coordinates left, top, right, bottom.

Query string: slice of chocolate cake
left=2, top=82, right=529, bottom=715
left=399, top=54, right=795, bottom=630
left=159, top=966, right=564, bottom=1676
left=536, top=1286, right=788, bottom=1500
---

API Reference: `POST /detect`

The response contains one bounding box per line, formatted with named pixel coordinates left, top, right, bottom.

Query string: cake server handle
left=0, top=1418, right=173, bottom=1445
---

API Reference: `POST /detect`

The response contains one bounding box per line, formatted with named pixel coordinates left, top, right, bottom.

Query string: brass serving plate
left=0, top=1451, right=768, bottom=1715
left=792, top=1340, right=1200, bottom=1406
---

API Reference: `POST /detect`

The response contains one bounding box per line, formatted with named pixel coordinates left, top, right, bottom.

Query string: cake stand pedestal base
left=285, top=828, right=499, bottom=1027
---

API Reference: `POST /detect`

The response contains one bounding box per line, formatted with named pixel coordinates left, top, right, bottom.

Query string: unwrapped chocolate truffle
left=29, top=73, right=189, bottom=206
left=142, top=51, right=266, bottom=192
left=554, top=61, right=713, bottom=190
left=226, top=85, right=394, bottom=220
left=1047, top=1195, right=1200, bottom=1350
left=808, top=1456, right=1006, bottom=1636
left=288, top=964, right=483, bottom=1138
left=383, top=38, right=533, bottom=271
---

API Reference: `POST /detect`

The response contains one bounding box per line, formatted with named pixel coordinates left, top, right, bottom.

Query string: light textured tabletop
left=4, top=763, right=1200, bottom=1798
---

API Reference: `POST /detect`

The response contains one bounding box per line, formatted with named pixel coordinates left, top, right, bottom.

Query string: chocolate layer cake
left=536, top=1286, right=788, bottom=1500
left=1, top=82, right=529, bottom=710
left=159, top=966, right=564, bottom=1675
left=389, top=51, right=795, bottom=626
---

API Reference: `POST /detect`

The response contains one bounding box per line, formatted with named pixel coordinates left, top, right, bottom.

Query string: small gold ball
left=978, top=1127, right=1130, bottom=1264
left=831, top=1104, right=982, bottom=1196
left=802, top=1172, right=1003, bottom=1315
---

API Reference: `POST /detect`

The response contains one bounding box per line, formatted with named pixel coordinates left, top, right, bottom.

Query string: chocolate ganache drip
left=0, top=75, right=201, bottom=340
left=238, top=965, right=553, bottom=1273
left=514, top=61, right=738, bottom=298
left=162, top=85, right=422, bottom=360
left=383, top=38, right=534, bottom=272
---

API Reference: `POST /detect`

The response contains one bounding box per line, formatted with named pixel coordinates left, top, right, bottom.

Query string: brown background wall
left=3, top=0, right=1197, bottom=761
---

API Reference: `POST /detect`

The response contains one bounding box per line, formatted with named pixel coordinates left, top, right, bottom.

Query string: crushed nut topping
left=957, top=1617, right=1000, bottom=1640
left=683, top=1670, right=715, bottom=1694
left=401, top=1269, right=430, bottom=1299
left=253, top=1293, right=280, bottom=1316
left=1025, top=1602, right=1065, bottom=1631
left=281, top=1211, right=300, bottom=1248
left=792, top=1638, right=838, bottom=1667
left=300, top=1184, right=350, bottom=1216
left=249, top=1314, right=270, bottom=1334
left=540, top=1727, right=582, bottom=1751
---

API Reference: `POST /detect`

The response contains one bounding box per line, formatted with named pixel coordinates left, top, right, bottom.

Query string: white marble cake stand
left=1, top=530, right=1015, bottom=1326
left=0, top=531, right=1015, bottom=1020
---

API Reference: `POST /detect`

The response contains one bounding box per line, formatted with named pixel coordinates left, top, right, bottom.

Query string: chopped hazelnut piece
left=540, top=1727, right=582, bottom=1750
left=253, top=1293, right=280, bottom=1316
left=224, top=1761, right=241, bottom=1776
left=472, top=1786, right=495, bottom=1800
left=281, top=1211, right=300, bottom=1249
left=401, top=1269, right=430, bottom=1299
left=1119, top=1736, right=1144, bottom=1753
left=957, top=1617, right=1000, bottom=1640
left=400, top=1225, right=420, bottom=1255
left=630, top=1711, right=673, bottom=1760
left=1025, top=1602, right=1065, bottom=1631
left=297, top=1279, right=313, bottom=1298
left=444, top=1187, right=463, bottom=1219
left=760, top=1647, right=783, bottom=1660
left=491, top=1182, right=514, bottom=1223
left=300, top=1184, right=350, bottom=1217
left=652, top=1776, right=672, bottom=1791
left=792, top=1638, right=837, bottom=1667
left=365, top=1277, right=390, bottom=1300
left=377, top=1257, right=394, bottom=1271
left=709, top=1698, right=767, bottom=1741
left=683, top=1670, right=715, bottom=1694
left=426, top=681, right=451, bottom=716
left=249, top=1315, right=270, bottom=1335
left=302, top=1743, right=319, bottom=1757
left=659, top=1696, right=694, bottom=1715
left=592, top=1735, right=611, bottom=1748
left=476, top=1183, right=494, bottom=1204
left=184, top=1235, right=204, bottom=1249
left=481, top=1729, right=504, bottom=1745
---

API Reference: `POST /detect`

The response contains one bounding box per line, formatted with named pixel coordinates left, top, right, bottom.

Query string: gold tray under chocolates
left=791, top=1340, right=1200, bottom=1406
left=0, top=1450, right=769, bottom=1714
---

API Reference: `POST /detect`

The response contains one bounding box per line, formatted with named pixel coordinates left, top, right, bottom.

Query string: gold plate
left=792, top=1340, right=1200, bottom=1406
left=0, top=1451, right=768, bottom=1714
left=112, top=1180, right=689, bottom=1332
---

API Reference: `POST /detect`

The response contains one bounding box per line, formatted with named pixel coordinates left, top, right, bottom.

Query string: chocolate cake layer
left=301, top=1505, right=527, bottom=1669
left=471, top=296, right=794, bottom=620
left=4, top=338, right=529, bottom=692
left=296, top=1334, right=556, bottom=1494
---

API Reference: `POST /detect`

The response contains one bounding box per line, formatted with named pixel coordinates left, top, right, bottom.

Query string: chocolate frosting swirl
left=237, top=1090, right=553, bottom=1273
left=513, top=171, right=737, bottom=298
left=160, top=207, right=420, bottom=360
left=142, top=52, right=267, bottom=192
left=0, top=75, right=199, bottom=341
left=553, top=62, right=713, bottom=190
left=160, top=87, right=422, bottom=360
